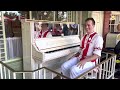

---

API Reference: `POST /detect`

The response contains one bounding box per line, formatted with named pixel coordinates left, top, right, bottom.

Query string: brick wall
left=102, top=11, right=111, bottom=48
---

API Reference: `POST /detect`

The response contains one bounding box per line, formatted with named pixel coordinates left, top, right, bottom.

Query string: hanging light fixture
left=110, top=15, right=115, bottom=20
left=44, top=11, right=47, bottom=15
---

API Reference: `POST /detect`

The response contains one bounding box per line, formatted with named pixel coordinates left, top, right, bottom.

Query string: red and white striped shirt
left=78, top=32, right=103, bottom=63
left=34, top=30, right=52, bottom=38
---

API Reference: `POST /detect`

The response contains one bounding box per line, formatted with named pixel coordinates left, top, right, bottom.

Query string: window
left=109, top=11, right=120, bottom=32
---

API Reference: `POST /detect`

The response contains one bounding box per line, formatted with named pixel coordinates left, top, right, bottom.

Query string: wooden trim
left=111, top=11, right=120, bottom=15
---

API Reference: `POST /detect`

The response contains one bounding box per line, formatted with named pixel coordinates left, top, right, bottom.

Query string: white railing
left=0, top=11, right=7, bottom=61
left=0, top=60, right=69, bottom=79
left=75, top=52, right=116, bottom=79
left=0, top=52, right=116, bottom=79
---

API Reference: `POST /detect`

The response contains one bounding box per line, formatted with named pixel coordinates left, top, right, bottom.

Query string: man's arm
left=46, top=32, right=53, bottom=38
left=74, top=52, right=80, bottom=57
left=68, top=52, right=80, bottom=60
left=68, top=36, right=83, bottom=60
left=77, top=54, right=100, bottom=69
left=84, top=54, right=100, bottom=62
left=74, top=37, right=83, bottom=57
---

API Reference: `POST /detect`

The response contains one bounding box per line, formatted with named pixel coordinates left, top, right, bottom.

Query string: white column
left=54, top=11, right=56, bottom=21
left=29, top=11, right=32, bottom=19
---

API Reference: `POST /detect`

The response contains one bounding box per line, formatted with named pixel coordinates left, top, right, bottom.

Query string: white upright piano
left=21, top=19, right=81, bottom=78
left=32, top=36, right=80, bottom=63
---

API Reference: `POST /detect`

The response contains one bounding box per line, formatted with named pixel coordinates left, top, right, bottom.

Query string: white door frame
left=91, top=11, right=104, bottom=36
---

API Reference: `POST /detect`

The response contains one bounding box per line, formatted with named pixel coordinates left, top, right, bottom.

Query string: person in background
left=115, top=23, right=120, bottom=44
left=62, top=24, right=69, bottom=36
left=34, top=22, right=52, bottom=38
left=68, top=24, right=78, bottom=35
left=52, top=24, right=62, bottom=36
left=34, top=22, right=40, bottom=38
left=117, top=23, right=120, bottom=32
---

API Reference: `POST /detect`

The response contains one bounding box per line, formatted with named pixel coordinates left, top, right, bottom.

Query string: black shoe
left=53, top=75, right=61, bottom=79
left=114, top=71, right=120, bottom=79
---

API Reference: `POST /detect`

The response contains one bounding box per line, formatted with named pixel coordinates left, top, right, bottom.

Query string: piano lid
left=33, top=36, right=80, bottom=52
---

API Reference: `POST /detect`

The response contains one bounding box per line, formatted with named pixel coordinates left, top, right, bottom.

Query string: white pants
left=61, top=57, right=95, bottom=79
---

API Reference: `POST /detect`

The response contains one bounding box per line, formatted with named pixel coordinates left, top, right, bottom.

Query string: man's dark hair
left=85, top=18, right=95, bottom=25
left=42, top=23, right=49, bottom=27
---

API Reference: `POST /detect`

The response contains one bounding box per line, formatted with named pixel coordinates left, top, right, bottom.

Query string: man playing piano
left=59, top=18, right=103, bottom=79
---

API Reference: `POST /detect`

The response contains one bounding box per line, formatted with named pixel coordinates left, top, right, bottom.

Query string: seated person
left=54, top=18, right=103, bottom=79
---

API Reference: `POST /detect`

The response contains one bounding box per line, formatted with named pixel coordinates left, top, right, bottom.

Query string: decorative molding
left=111, top=11, right=120, bottom=15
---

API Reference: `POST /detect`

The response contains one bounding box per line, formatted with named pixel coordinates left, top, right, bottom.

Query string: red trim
left=38, top=30, right=49, bottom=38
left=38, top=31, right=42, bottom=38
left=80, top=32, right=97, bottom=63
left=35, top=42, right=40, bottom=51
left=76, top=34, right=87, bottom=57
left=81, top=34, right=87, bottom=49
left=43, top=31, right=49, bottom=37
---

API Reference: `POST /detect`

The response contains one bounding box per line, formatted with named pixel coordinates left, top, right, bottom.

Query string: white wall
left=91, top=11, right=104, bottom=36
